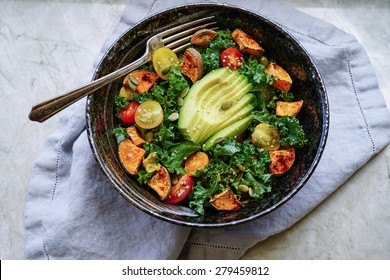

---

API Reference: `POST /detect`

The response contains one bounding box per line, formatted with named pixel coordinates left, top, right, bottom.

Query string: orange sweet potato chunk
left=147, top=166, right=171, bottom=200
left=191, top=28, right=217, bottom=48
left=118, top=139, right=146, bottom=176
left=126, top=126, right=146, bottom=146
left=275, top=100, right=303, bottom=117
left=264, top=62, right=292, bottom=93
left=180, top=48, right=204, bottom=83
left=269, top=148, right=295, bottom=175
left=232, top=29, right=265, bottom=57
left=210, top=188, right=242, bottom=211
left=123, top=70, right=160, bottom=93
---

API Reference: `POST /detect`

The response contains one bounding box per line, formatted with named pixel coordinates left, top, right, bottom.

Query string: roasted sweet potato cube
left=123, top=70, right=160, bottom=93
left=191, top=28, right=217, bottom=48
left=180, top=48, right=204, bottom=83
left=276, top=100, right=303, bottom=117
left=210, top=188, right=242, bottom=211
left=264, top=62, right=292, bottom=93
left=126, top=126, right=146, bottom=146
left=118, top=139, right=146, bottom=176
left=269, top=148, right=295, bottom=175
left=147, top=166, right=171, bottom=200
left=232, top=29, right=265, bottom=57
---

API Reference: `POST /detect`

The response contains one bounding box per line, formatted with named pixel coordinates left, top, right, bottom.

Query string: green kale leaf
left=114, top=95, right=129, bottom=118
left=209, top=29, right=235, bottom=51
left=163, top=141, right=200, bottom=173
left=189, top=137, right=272, bottom=215
left=137, top=169, right=155, bottom=185
left=146, top=140, right=200, bottom=174
left=195, top=30, right=236, bottom=73
left=239, top=56, right=274, bottom=91
left=252, top=110, right=308, bottom=148
left=112, top=127, right=128, bottom=144
left=189, top=183, right=212, bottom=216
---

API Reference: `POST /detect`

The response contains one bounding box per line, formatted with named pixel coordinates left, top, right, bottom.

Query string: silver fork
left=29, top=16, right=216, bottom=123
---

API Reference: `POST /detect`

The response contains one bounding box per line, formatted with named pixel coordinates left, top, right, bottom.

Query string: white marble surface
left=1, top=0, right=389, bottom=259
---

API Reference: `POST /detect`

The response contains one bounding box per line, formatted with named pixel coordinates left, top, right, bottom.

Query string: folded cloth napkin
left=25, top=0, right=390, bottom=260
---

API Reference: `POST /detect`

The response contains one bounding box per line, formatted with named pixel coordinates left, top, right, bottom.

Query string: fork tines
left=161, top=16, right=218, bottom=53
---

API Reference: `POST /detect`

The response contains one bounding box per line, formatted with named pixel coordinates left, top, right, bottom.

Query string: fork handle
left=29, top=53, right=152, bottom=123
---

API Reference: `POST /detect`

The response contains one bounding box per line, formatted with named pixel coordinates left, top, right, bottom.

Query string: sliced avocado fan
left=178, top=67, right=253, bottom=146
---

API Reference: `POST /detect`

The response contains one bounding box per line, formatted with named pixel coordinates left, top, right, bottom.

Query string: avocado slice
left=196, top=94, right=254, bottom=144
left=178, top=67, right=253, bottom=144
left=185, top=76, right=239, bottom=138
left=203, top=114, right=254, bottom=151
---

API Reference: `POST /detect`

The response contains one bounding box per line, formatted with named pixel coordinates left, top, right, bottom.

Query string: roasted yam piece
left=275, top=100, right=303, bottom=117
left=118, top=139, right=146, bottom=176
left=180, top=48, right=204, bottom=83
left=210, top=188, right=242, bottom=211
left=123, top=70, right=160, bottom=93
left=147, top=166, right=171, bottom=200
left=269, top=148, right=295, bottom=175
left=191, top=28, right=218, bottom=47
left=232, top=29, right=265, bottom=57
left=126, top=126, right=146, bottom=146
left=264, top=62, right=292, bottom=93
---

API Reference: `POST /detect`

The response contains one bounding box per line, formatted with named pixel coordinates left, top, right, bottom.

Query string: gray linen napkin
left=25, top=0, right=390, bottom=260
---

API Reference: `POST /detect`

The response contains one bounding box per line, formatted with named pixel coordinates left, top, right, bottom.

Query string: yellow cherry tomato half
left=152, top=47, right=179, bottom=80
left=251, top=123, right=281, bottom=150
left=135, top=100, right=164, bottom=129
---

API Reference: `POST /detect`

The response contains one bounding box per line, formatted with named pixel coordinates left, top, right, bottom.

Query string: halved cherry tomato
left=184, top=151, right=209, bottom=176
left=167, top=174, right=194, bottom=204
left=119, top=101, right=139, bottom=124
left=251, top=123, right=281, bottom=150
left=152, top=47, right=179, bottom=80
left=220, top=47, right=244, bottom=70
left=134, top=100, right=164, bottom=129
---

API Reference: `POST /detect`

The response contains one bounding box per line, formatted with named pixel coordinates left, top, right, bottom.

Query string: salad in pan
left=112, top=28, right=307, bottom=215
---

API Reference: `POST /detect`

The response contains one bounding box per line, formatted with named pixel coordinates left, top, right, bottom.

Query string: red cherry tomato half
left=220, top=47, right=244, bottom=70
left=167, top=174, right=194, bottom=204
left=119, top=101, right=139, bottom=123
